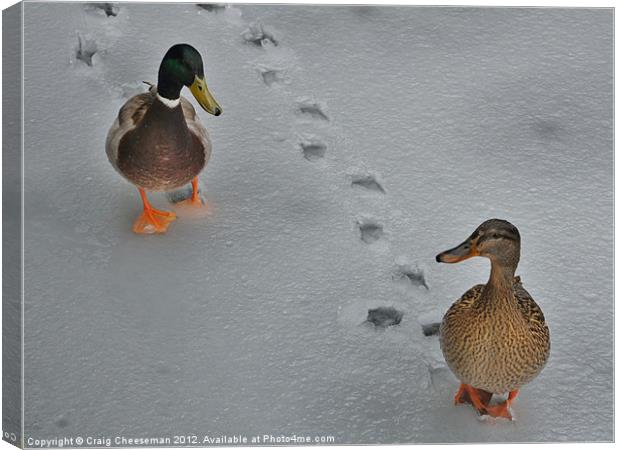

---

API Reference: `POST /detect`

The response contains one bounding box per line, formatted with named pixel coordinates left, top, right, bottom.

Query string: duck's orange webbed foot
left=133, top=188, right=177, bottom=234
left=484, top=403, right=513, bottom=420
left=484, top=390, right=518, bottom=421
left=454, top=383, right=493, bottom=408
left=176, top=177, right=207, bottom=209
left=133, top=208, right=176, bottom=234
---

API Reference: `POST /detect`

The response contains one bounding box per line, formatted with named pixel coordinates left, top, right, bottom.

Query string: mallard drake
left=435, top=219, right=550, bottom=420
left=106, top=44, right=222, bottom=234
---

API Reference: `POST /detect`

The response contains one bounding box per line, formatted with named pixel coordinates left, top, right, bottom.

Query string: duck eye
left=198, top=86, right=202, bottom=91
left=492, top=233, right=499, bottom=239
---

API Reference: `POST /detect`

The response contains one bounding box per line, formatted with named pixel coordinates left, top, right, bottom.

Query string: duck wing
left=106, top=92, right=155, bottom=171
left=513, top=276, right=550, bottom=359
left=513, top=277, right=547, bottom=328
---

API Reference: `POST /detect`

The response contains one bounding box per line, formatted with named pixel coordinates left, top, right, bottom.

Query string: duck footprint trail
left=240, top=15, right=411, bottom=336
left=242, top=19, right=333, bottom=161
left=240, top=15, right=406, bottom=331
left=345, top=170, right=390, bottom=249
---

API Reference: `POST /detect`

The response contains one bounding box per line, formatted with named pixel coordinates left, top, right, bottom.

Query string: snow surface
left=21, top=3, right=612, bottom=444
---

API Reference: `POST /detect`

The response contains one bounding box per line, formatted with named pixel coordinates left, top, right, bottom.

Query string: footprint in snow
left=366, top=306, right=403, bottom=328
left=421, top=322, right=441, bottom=336
left=242, top=22, right=278, bottom=47
left=357, top=218, right=383, bottom=244
left=300, top=140, right=327, bottom=162
left=196, top=3, right=227, bottom=12
left=351, top=173, right=385, bottom=194
left=84, top=3, right=119, bottom=17
left=392, top=263, right=428, bottom=289
left=75, top=34, right=98, bottom=67
left=297, top=98, right=330, bottom=122
left=258, top=66, right=286, bottom=87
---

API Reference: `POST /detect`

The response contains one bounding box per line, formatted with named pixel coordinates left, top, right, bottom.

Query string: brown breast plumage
left=439, top=278, right=550, bottom=394
left=116, top=99, right=206, bottom=191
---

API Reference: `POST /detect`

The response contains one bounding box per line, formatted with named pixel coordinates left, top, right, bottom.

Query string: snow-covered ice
left=20, top=3, right=612, bottom=443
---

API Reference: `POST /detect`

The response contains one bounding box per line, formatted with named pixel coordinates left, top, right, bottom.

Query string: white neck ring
left=157, top=94, right=180, bottom=108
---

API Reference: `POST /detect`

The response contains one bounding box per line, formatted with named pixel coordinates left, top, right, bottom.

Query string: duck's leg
left=454, top=383, right=467, bottom=405
left=484, top=389, right=518, bottom=420
left=176, top=177, right=205, bottom=208
left=461, top=384, right=495, bottom=416
left=133, top=188, right=177, bottom=234
left=455, top=383, right=493, bottom=407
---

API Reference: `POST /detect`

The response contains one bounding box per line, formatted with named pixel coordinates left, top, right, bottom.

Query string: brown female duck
left=436, top=219, right=550, bottom=420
